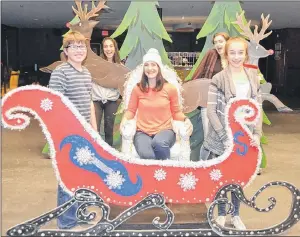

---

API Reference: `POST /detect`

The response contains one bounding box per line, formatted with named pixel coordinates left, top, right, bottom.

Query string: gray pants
left=134, top=130, right=176, bottom=160
left=199, top=145, right=216, bottom=161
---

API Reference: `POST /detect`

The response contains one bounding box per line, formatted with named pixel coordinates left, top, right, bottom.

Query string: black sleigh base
left=6, top=182, right=300, bottom=237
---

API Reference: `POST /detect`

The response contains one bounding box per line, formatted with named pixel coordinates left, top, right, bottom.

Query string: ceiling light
left=34, top=18, right=39, bottom=21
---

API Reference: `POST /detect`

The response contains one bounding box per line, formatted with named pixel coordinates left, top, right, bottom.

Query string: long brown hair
left=101, top=37, right=121, bottom=64
left=138, top=66, right=166, bottom=93
left=212, top=32, right=230, bottom=44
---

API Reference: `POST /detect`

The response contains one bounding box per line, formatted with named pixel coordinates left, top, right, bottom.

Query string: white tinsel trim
left=1, top=87, right=261, bottom=194
left=226, top=98, right=262, bottom=189
left=2, top=106, right=60, bottom=192
left=121, top=63, right=184, bottom=114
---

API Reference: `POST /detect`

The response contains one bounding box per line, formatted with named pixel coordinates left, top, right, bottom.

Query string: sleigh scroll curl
left=6, top=182, right=300, bottom=237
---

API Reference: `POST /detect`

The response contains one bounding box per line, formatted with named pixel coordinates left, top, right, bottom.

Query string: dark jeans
left=133, top=130, right=176, bottom=160
left=93, top=100, right=119, bottom=146
left=218, top=191, right=241, bottom=217
left=57, top=185, right=78, bottom=229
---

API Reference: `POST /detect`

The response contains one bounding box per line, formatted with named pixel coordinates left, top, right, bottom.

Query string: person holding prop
left=201, top=37, right=262, bottom=230
left=192, top=32, right=230, bottom=80
left=92, top=37, right=122, bottom=146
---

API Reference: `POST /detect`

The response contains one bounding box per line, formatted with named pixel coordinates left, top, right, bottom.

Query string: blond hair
left=62, top=31, right=87, bottom=48
left=224, top=37, right=249, bottom=62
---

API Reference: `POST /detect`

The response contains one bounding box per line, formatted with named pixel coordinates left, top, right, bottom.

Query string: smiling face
left=213, top=35, right=227, bottom=55
left=226, top=41, right=248, bottom=69
left=103, top=39, right=115, bottom=61
left=144, top=61, right=159, bottom=79
left=63, top=41, right=87, bottom=64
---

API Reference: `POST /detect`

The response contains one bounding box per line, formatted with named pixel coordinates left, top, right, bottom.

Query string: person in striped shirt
left=48, top=31, right=97, bottom=229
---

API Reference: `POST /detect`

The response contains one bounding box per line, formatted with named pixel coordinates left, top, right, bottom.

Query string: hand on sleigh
left=250, top=134, right=261, bottom=147
left=120, top=118, right=136, bottom=140
left=172, top=118, right=193, bottom=141
left=223, top=138, right=231, bottom=149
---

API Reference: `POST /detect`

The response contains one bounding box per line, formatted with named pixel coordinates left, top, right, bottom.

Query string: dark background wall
left=1, top=25, right=204, bottom=71
left=259, top=28, right=300, bottom=98
left=1, top=24, right=300, bottom=106
left=163, top=30, right=205, bottom=52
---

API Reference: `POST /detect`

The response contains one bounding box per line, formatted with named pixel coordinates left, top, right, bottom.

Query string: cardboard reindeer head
left=69, top=0, right=108, bottom=39
left=181, top=11, right=276, bottom=114
left=40, top=0, right=130, bottom=91
left=233, top=11, right=274, bottom=65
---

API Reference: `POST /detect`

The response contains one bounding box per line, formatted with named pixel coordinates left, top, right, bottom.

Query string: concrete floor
left=2, top=112, right=300, bottom=236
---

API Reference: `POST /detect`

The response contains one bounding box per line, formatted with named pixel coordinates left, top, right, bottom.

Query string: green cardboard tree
left=110, top=1, right=172, bottom=69
left=185, top=1, right=247, bottom=81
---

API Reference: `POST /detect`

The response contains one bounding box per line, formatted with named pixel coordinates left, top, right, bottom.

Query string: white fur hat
left=142, top=48, right=163, bottom=69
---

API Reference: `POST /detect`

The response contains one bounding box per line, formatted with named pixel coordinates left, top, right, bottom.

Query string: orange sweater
left=126, top=83, right=186, bottom=136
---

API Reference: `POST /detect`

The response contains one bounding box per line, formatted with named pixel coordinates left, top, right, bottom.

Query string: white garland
left=227, top=98, right=262, bottom=189
left=2, top=86, right=262, bottom=194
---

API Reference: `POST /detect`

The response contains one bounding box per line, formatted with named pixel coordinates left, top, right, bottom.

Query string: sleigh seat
left=120, top=64, right=192, bottom=161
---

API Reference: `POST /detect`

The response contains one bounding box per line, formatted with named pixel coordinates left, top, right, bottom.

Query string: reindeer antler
left=233, top=10, right=272, bottom=43
left=233, top=11, right=253, bottom=41
left=86, top=0, right=108, bottom=20
left=72, top=0, right=108, bottom=21
left=72, top=0, right=86, bottom=20
left=253, top=13, right=273, bottom=42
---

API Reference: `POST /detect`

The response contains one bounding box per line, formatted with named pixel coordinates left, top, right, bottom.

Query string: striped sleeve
left=206, top=74, right=227, bottom=141
left=49, top=68, right=67, bottom=95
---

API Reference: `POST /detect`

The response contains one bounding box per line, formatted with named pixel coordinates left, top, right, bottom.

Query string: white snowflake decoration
left=178, top=172, right=199, bottom=192
left=73, top=146, right=94, bottom=166
left=210, top=169, right=223, bottom=181
left=40, top=98, right=53, bottom=112
left=154, top=169, right=167, bottom=181
left=104, top=171, right=125, bottom=190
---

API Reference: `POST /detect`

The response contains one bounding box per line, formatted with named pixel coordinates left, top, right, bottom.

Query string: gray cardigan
left=203, top=67, right=262, bottom=155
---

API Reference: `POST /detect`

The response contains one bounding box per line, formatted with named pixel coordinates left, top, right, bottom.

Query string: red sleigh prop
left=2, top=85, right=261, bottom=205
left=3, top=86, right=300, bottom=237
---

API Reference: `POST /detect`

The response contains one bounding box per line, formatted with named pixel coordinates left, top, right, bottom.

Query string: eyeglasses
left=66, top=45, right=87, bottom=50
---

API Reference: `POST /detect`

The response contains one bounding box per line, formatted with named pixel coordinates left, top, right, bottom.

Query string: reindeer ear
left=89, top=20, right=99, bottom=29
